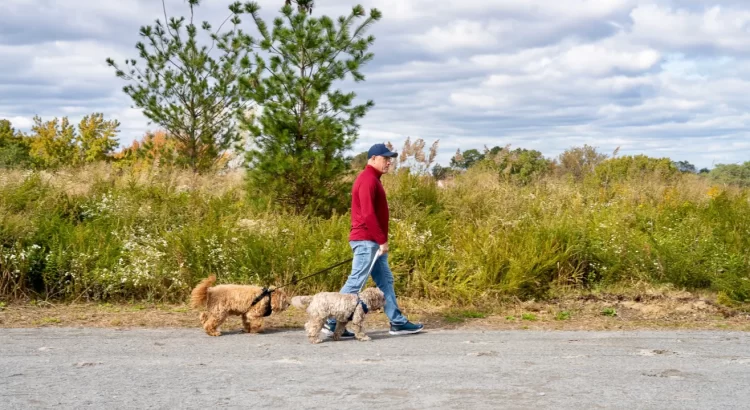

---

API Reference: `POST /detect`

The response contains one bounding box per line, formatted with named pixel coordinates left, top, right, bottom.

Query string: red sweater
left=349, top=165, right=389, bottom=244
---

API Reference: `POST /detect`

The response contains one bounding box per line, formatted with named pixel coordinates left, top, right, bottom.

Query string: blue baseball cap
left=368, top=143, right=398, bottom=159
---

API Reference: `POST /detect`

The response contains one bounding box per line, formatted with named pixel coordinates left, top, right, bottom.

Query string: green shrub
left=593, top=155, right=679, bottom=186
left=709, top=162, right=750, bottom=187
left=1, top=161, right=749, bottom=304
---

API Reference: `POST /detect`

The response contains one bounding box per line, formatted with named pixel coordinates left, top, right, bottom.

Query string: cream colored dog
left=190, top=275, right=290, bottom=336
left=293, top=287, right=385, bottom=343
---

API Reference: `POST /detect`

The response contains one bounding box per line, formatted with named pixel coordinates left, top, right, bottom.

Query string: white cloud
left=1, top=0, right=749, bottom=170
left=410, top=20, right=514, bottom=53
left=559, top=43, right=661, bottom=75
left=3, top=116, right=33, bottom=129
left=364, top=0, right=635, bottom=21
left=469, top=37, right=662, bottom=77
left=450, top=93, right=509, bottom=109
left=629, top=4, right=750, bottom=52
left=28, top=41, right=124, bottom=85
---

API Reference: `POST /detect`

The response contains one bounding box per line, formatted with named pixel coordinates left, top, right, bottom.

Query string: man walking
left=322, top=143, right=424, bottom=337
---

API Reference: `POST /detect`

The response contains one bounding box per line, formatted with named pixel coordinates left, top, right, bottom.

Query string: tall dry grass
left=1, top=157, right=748, bottom=304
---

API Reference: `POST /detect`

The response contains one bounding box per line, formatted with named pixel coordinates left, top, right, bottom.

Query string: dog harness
left=251, top=287, right=274, bottom=317
left=347, top=297, right=369, bottom=321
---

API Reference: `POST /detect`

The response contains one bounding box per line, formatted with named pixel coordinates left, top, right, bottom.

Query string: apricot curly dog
left=190, top=275, right=290, bottom=336
left=293, top=287, right=385, bottom=343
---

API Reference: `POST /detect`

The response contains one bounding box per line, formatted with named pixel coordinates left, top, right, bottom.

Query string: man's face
left=369, top=155, right=394, bottom=173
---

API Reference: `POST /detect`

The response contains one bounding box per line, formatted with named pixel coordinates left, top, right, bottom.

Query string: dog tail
left=291, top=295, right=313, bottom=309
left=190, top=275, right=216, bottom=309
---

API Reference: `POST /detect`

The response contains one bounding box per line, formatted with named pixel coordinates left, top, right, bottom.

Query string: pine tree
left=239, top=2, right=382, bottom=215
left=285, top=0, right=314, bottom=13
left=106, top=0, right=255, bottom=173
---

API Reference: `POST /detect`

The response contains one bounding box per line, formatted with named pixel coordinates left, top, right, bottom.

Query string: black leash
left=250, top=257, right=355, bottom=310
left=276, top=257, right=354, bottom=290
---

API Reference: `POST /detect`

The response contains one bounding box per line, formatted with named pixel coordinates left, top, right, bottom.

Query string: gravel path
left=2, top=328, right=749, bottom=409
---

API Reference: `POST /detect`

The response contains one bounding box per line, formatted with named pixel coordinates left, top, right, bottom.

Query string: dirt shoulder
left=2, top=290, right=749, bottom=331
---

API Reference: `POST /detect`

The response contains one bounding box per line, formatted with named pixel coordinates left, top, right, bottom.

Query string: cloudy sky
left=1, top=0, right=749, bottom=169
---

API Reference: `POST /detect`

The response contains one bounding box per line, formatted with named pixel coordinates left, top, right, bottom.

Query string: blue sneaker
left=321, top=322, right=355, bottom=338
left=389, top=321, right=423, bottom=335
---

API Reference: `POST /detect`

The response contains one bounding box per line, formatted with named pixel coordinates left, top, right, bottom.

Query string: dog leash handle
left=358, top=249, right=382, bottom=293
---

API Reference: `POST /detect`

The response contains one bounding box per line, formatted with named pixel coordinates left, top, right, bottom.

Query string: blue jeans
left=327, top=240, right=408, bottom=327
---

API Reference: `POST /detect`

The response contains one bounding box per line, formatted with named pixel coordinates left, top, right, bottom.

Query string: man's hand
left=379, top=242, right=389, bottom=254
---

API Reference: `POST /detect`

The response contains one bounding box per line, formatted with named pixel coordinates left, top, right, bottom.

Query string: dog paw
left=207, top=331, right=221, bottom=337
left=309, top=338, right=322, bottom=344
left=357, top=336, right=371, bottom=342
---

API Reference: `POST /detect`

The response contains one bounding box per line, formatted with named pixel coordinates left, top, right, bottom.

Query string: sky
left=1, top=0, right=749, bottom=170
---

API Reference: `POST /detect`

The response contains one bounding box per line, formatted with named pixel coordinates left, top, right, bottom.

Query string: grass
left=1, top=161, right=749, bottom=307
left=443, top=309, right=487, bottom=323
left=456, top=310, right=486, bottom=319
left=3, top=291, right=749, bottom=331
left=33, top=317, right=61, bottom=325
left=555, top=311, right=571, bottom=321
left=602, top=308, right=617, bottom=317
